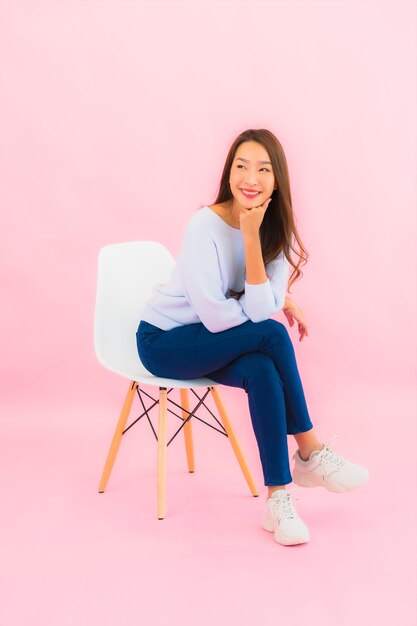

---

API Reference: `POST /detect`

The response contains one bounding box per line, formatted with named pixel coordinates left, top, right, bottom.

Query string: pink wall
left=0, top=0, right=415, bottom=410
left=1, top=3, right=416, bottom=625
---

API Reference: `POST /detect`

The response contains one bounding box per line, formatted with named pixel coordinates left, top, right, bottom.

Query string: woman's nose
left=244, top=172, right=259, bottom=185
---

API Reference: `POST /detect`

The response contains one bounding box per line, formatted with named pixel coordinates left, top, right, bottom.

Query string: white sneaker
left=262, top=488, right=310, bottom=546
left=292, top=435, right=370, bottom=493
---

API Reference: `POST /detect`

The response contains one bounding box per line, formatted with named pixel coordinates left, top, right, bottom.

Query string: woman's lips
left=240, top=189, right=261, bottom=199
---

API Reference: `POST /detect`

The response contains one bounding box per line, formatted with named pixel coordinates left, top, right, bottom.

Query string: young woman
left=136, top=128, right=369, bottom=546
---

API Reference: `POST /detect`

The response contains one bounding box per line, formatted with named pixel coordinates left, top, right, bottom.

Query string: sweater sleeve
left=239, top=250, right=290, bottom=322
left=180, top=218, right=250, bottom=333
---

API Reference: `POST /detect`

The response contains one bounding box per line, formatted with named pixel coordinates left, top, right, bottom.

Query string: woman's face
left=229, top=141, right=277, bottom=211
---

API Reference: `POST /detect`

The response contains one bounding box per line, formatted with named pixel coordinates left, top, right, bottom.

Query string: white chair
left=94, top=241, right=259, bottom=519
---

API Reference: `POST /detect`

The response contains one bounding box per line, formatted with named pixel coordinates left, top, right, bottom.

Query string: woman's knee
left=255, top=318, right=291, bottom=343
left=235, top=353, right=283, bottom=390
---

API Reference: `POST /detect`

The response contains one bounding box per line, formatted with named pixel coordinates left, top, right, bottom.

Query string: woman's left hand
left=283, top=298, right=309, bottom=342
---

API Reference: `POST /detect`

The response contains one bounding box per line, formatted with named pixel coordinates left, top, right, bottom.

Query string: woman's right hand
left=239, top=197, right=272, bottom=240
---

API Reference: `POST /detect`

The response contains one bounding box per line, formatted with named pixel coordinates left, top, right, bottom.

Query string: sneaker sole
left=292, top=472, right=369, bottom=492
left=262, top=518, right=310, bottom=546
left=274, top=534, right=310, bottom=546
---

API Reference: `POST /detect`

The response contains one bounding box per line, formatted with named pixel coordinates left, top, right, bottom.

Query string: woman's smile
left=240, top=189, right=261, bottom=199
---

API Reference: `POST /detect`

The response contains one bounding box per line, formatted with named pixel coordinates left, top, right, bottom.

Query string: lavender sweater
left=139, top=206, right=290, bottom=333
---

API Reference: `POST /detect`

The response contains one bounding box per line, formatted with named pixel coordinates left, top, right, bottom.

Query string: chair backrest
left=94, top=241, right=175, bottom=376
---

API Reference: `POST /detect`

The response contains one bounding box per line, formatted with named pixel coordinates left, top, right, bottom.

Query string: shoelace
left=316, top=435, right=345, bottom=480
left=269, top=487, right=301, bottom=521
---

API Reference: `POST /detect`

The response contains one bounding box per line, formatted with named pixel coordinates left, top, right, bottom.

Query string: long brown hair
left=211, top=128, right=308, bottom=294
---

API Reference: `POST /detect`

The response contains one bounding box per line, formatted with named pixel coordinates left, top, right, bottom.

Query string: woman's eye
left=236, top=165, right=270, bottom=172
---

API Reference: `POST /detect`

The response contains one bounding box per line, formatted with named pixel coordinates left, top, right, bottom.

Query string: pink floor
left=1, top=380, right=416, bottom=626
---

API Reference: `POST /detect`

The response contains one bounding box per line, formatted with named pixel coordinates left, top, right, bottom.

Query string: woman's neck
left=225, top=199, right=242, bottom=229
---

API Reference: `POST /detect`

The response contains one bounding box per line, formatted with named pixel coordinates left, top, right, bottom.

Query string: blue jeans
left=136, top=318, right=314, bottom=486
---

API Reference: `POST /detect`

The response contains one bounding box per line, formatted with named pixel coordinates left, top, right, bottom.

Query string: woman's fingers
left=298, top=322, right=308, bottom=341
left=241, top=197, right=271, bottom=215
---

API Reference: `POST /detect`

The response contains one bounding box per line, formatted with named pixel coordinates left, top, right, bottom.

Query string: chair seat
left=101, top=361, right=218, bottom=389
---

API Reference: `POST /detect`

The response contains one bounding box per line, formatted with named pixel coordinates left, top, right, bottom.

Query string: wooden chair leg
left=209, top=386, right=259, bottom=497
left=98, top=380, right=137, bottom=493
left=180, top=388, right=195, bottom=472
left=157, top=387, right=168, bottom=519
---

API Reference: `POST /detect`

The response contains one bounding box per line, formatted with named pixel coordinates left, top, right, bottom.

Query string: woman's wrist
left=243, top=232, right=268, bottom=284
left=242, top=231, right=261, bottom=245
